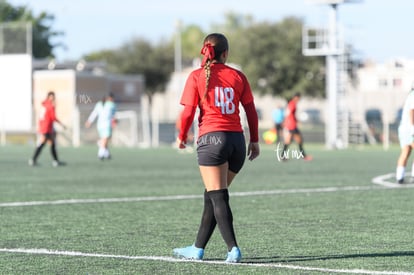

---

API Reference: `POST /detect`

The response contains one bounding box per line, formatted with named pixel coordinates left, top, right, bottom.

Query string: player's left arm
left=50, top=106, right=66, bottom=130
left=111, top=104, right=118, bottom=126
left=410, top=109, right=414, bottom=135
left=408, top=94, right=414, bottom=135
left=239, top=73, right=260, bottom=160
left=243, top=101, right=260, bottom=161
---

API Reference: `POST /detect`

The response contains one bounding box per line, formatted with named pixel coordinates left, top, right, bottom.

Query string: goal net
left=72, top=105, right=151, bottom=148
left=112, top=110, right=150, bottom=147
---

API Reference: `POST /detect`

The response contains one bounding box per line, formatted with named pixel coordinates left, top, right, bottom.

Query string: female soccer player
left=29, top=91, right=66, bottom=167
left=173, top=33, right=260, bottom=263
left=281, top=93, right=312, bottom=161
left=272, top=104, right=285, bottom=142
left=85, top=93, right=117, bottom=160
left=395, top=87, right=414, bottom=183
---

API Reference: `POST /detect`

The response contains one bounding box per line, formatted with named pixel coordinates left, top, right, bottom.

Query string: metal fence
left=0, top=22, right=32, bottom=55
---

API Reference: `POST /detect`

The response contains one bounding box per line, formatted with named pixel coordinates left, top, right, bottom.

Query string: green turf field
left=0, top=144, right=413, bottom=274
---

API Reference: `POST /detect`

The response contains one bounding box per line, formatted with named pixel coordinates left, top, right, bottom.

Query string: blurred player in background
left=395, top=86, right=414, bottom=183
left=272, top=104, right=285, bottom=142
left=281, top=93, right=312, bottom=161
left=173, top=33, right=260, bottom=263
left=85, top=93, right=117, bottom=160
left=29, top=91, right=66, bottom=167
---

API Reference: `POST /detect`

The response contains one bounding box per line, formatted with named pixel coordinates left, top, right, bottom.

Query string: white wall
left=0, top=54, right=32, bottom=131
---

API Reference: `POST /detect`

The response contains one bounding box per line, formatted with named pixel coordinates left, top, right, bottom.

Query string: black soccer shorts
left=196, top=131, right=246, bottom=173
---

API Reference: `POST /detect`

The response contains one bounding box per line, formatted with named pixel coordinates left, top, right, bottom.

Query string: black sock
left=282, top=144, right=289, bottom=159
left=195, top=190, right=216, bottom=249
left=298, top=143, right=306, bottom=157
left=32, top=142, right=46, bottom=161
left=208, top=189, right=238, bottom=251
left=50, top=142, right=59, bottom=161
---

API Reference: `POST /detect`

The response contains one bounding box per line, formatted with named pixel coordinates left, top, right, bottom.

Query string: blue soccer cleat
left=225, top=247, right=242, bottom=263
left=173, top=245, right=204, bottom=260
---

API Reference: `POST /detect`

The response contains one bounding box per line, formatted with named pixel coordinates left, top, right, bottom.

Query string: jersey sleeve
left=239, top=72, right=254, bottom=105
left=243, top=101, right=259, bottom=142
left=407, top=93, right=414, bottom=110
left=285, top=101, right=292, bottom=117
left=178, top=105, right=197, bottom=142
left=180, top=71, right=200, bottom=107
left=48, top=104, right=57, bottom=122
left=87, top=103, right=100, bottom=123
left=111, top=102, right=117, bottom=118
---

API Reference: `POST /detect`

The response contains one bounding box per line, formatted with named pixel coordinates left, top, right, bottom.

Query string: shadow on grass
left=238, top=251, right=414, bottom=264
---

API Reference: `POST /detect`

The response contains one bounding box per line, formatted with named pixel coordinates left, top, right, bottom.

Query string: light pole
left=326, top=2, right=339, bottom=149
left=174, top=19, right=182, bottom=73
left=303, top=0, right=361, bottom=149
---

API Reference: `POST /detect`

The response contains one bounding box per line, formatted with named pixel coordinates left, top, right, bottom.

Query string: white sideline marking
left=0, top=194, right=202, bottom=207
left=0, top=248, right=412, bottom=275
left=372, top=173, right=398, bottom=188
left=372, top=172, right=414, bottom=188
left=1, top=176, right=410, bottom=208
left=0, top=185, right=383, bottom=208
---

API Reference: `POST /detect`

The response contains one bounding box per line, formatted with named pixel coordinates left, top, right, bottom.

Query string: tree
left=180, top=24, right=206, bottom=66
left=31, top=11, right=64, bottom=58
left=0, top=0, right=64, bottom=58
left=84, top=37, right=175, bottom=101
left=227, top=16, right=325, bottom=99
left=178, top=13, right=253, bottom=65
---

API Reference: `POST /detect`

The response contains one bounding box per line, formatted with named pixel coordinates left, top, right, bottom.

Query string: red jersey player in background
left=282, top=92, right=312, bottom=161
left=29, top=91, right=66, bottom=167
left=173, top=33, right=260, bottom=263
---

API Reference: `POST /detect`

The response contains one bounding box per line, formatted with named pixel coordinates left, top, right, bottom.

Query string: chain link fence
left=0, top=22, right=32, bottom=55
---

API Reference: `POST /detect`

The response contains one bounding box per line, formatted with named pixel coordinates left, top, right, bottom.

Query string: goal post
left=72, top=105, right=151, bottom=148
left=112, top=110, right=139, bottom=147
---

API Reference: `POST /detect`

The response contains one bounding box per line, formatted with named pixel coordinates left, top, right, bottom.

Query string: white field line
left=1, top=178, right=413, bottom=274
left=371, top=172, right=407, bottom=188
left=0, top=185, right=390, bottom=208
left=0, top=248, right=412, bottom=275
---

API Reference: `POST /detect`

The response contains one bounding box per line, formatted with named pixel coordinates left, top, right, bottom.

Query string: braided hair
left=200, top=33, right=229, bottom=102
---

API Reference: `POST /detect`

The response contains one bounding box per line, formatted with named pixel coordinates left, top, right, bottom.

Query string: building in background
left=0, top=23, right=32, bottom=145
left=1, top=18, right=413, bottom=148
left=33, top=67, right=146, bottom=147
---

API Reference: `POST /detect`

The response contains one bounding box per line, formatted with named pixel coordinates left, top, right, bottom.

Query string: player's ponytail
left=200, top=33, right=229, bottom=102
left=201, top=43, right=214, bottom=102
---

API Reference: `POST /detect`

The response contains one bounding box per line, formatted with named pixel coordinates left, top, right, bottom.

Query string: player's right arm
left=177, top=105, right=196, bottom=148
left=85, top=103, right=99, bottom=128
left=177, top=71, right=199, bottom=149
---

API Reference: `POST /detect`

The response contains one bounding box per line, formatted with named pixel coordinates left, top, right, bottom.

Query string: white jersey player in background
left=85, top=93, right=117, bottom=160
left=396, top=86, right=414, bottom=183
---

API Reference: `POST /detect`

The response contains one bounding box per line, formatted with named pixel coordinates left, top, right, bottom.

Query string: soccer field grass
left=0, top=144, right=413, bottom=274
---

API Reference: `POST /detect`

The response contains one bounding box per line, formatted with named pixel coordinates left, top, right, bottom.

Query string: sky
left=7, top=0, right=414, bottom=63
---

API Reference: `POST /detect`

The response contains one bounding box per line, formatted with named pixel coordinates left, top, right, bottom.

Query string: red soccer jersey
left=284, top=99, right=298, bottom=131
left=38, top=99, right=57, bottom=134
left=180, top=63, right=255, bottom=138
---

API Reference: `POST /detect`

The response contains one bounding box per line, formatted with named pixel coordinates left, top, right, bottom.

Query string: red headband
left=200, top=43, right=215, bottom=67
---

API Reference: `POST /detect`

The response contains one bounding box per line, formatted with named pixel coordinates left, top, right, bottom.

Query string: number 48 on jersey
left=215, top=87, right=235, bottom=114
